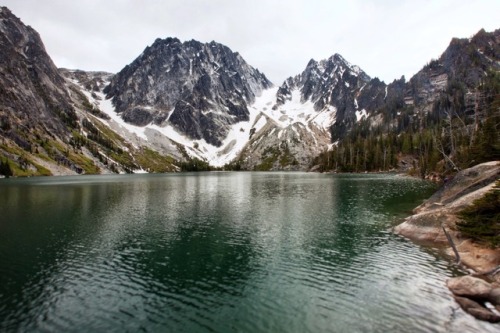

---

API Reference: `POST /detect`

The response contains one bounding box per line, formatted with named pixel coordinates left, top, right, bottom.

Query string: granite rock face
left=104, top=38, right=272, bottom=146
left=372, top=28, right=500, bottom=130
left=0, top=7, right=78, bottom=138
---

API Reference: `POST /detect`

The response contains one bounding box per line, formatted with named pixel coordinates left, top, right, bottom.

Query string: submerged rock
left=488, top=288, right=500, bottom=307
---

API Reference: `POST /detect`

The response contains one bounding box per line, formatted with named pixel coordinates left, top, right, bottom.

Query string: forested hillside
left=312, top=29, right=500, bottom=177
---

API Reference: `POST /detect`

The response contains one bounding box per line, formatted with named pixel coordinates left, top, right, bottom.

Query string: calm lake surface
left=0, top=172, right=496, bottom=332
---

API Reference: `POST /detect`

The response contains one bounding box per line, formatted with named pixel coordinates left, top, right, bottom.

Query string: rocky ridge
left=371, top=28, right=500, bottom=130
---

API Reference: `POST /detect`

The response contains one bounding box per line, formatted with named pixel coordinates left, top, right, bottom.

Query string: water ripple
left=0, top=173, right=496, bottom=333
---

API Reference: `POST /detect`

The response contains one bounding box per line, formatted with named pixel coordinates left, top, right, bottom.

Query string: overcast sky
left=3, top=0, right=499, bottom=84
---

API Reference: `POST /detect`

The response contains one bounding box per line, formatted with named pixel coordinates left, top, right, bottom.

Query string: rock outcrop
left=394, top=162, right=500, bottom=274
left=0, top=7, right=78, bottom=138
left=447, top=275, right=493, bottom=299
left=396, top=162, right=500, bottom=323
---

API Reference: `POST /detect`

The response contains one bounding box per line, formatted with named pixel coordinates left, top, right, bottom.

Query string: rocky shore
left=394, top=161, right=500, bottom=322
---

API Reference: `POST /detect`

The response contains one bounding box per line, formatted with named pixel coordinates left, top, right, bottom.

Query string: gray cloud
left=3, top=0, right=499, bottom=84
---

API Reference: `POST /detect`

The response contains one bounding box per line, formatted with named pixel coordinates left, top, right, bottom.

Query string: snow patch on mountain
left=94, top=90, right=148, bottom=141
left=355, top=109, right=368, bottom=121
left=74, top=75, right=338, bottom=168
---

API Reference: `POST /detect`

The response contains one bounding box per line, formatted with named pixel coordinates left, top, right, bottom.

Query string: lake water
left=0, top=172, right=496, bottom=332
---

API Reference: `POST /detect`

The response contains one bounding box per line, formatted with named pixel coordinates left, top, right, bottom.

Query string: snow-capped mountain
left=226, top=54, right=388, bottom=170
left=2, top=5, right=499, bottom=176
left=62, top=50, right=391, bottom=170
left=67, top=52, right=383, bottom=170
left=104, top=38, right=272, bottom=147
left=274, top=54, right=387, bottom=140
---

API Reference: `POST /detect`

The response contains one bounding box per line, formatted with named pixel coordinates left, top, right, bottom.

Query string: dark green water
left=0, top=172, right=495, bottom=332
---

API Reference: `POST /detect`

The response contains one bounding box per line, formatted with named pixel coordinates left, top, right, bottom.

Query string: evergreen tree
left=457, top=180, right=500, bottom=247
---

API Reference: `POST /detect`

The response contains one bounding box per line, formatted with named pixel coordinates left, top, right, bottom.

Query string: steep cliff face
left=104, top=38, right=272, bottom=146
left=0, top=7, right=77, bottom=139
left=384, top=28, right=500, bottom=120
left=0, top=7, right=87, bottom=175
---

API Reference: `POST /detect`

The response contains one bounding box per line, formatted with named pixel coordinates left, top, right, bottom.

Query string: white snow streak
left=355, top=109, right=367, bottom=121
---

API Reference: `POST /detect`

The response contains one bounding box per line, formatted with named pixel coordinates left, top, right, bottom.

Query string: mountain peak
left=331, top=53, right=346, bottom=62
left=276, top=53, right=374, bottom=104
left=306, top=58, right=318, bottom=67
left=104, top=37, right=272, bottom=146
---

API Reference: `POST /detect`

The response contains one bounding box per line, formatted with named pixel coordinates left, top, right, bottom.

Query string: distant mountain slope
left=274, top=53, right=387, bottom=139
left=104, top=38, right=272, bottom=146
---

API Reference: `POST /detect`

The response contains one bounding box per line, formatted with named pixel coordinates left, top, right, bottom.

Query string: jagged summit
left=313, top=54, right=366, bottom=78
left=277, top=53, right=374, bottom=105
left=274, top=52, right=387, bottom=139
left=104, top=37, right=272, bottom=146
